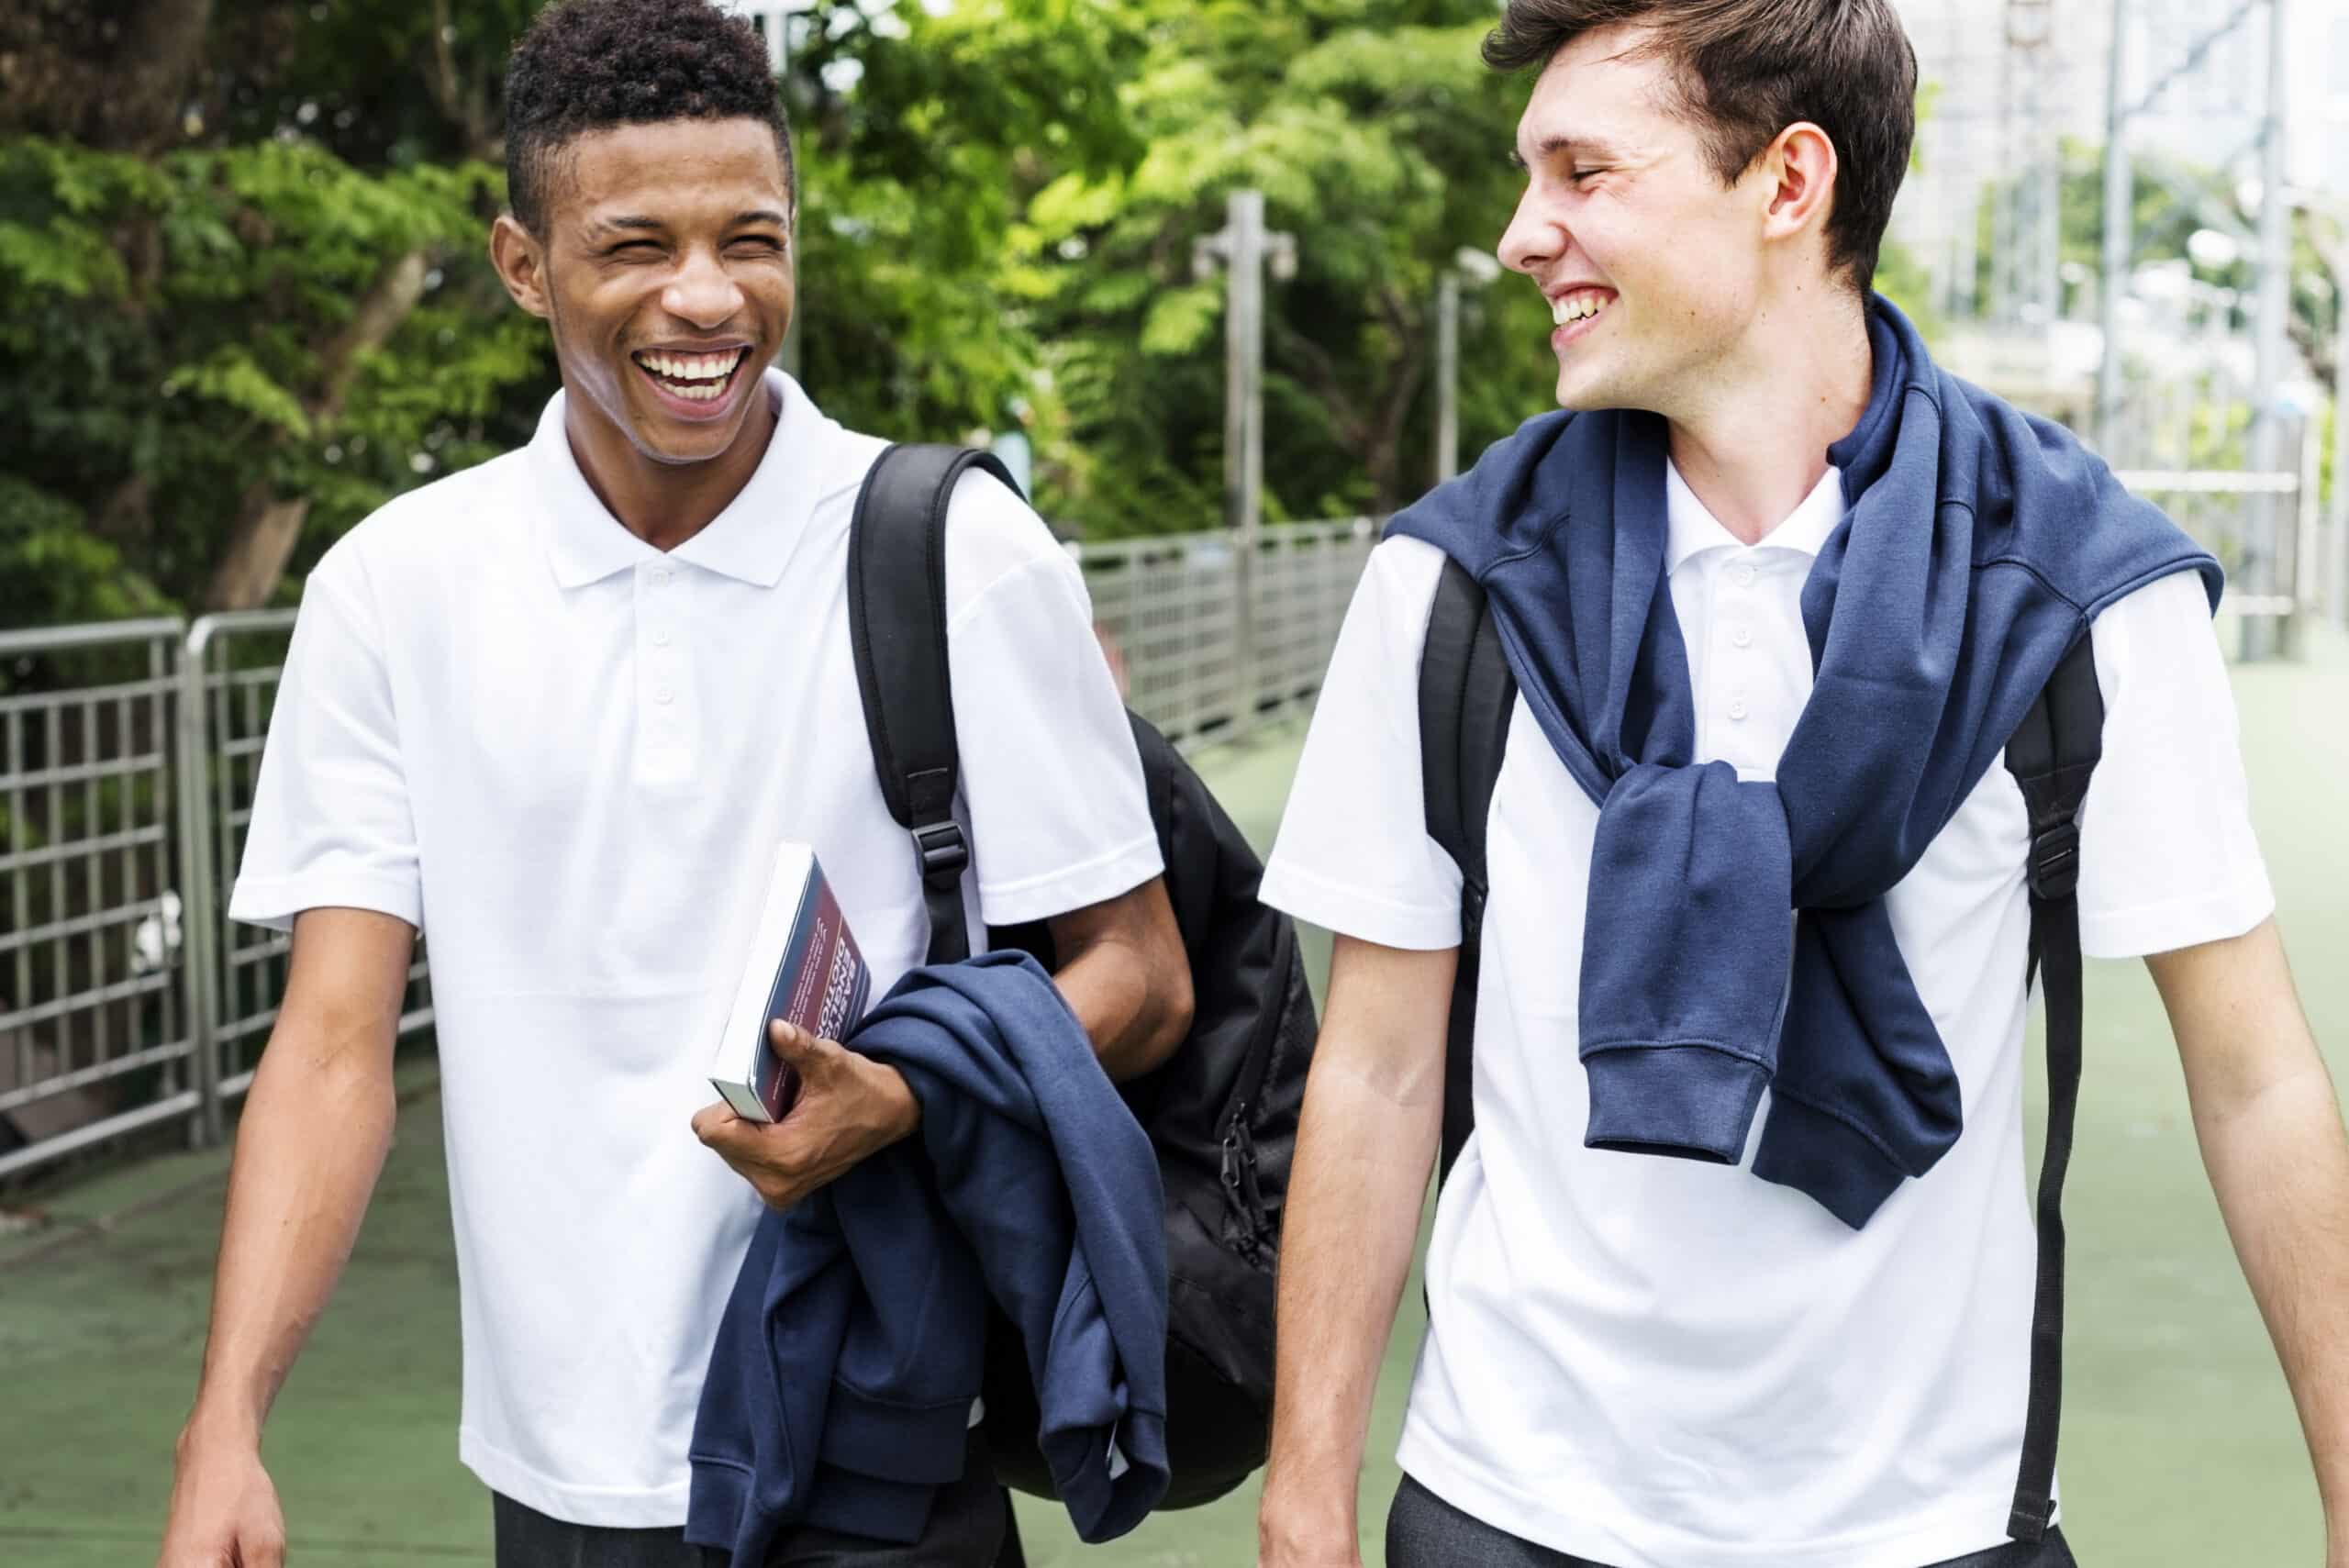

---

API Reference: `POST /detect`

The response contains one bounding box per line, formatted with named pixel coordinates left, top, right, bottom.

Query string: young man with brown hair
left=1254, top=4, right=2349, bottom=1565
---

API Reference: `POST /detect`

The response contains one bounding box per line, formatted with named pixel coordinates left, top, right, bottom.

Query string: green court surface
left=5, top=628, right=2346, bottom=1566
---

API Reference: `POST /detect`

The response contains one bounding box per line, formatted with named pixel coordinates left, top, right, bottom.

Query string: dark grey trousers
left=1385, top=1474, right=2079, bottom=1568
left=493, top=1436, right=1009, bottom=1568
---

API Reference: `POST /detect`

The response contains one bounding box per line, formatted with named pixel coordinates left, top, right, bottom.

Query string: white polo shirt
left=229, top=373, right=1163, bottom=1527
left=1261, top=458, right=2274, bottom=1568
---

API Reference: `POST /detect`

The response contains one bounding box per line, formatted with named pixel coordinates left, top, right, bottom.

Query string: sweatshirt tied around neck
left=1386, top=297, right=2219, bottom=1228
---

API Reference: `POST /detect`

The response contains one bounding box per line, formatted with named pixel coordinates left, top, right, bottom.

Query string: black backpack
left=1418, top=557, right=2099, bottom=1549
left=846, top=443, right=1319, bottom=1511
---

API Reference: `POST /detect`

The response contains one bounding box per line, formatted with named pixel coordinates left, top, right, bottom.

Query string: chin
left=1553, top=372, right=1624, bottom=414
left=626, top=395, right=756, bottom=465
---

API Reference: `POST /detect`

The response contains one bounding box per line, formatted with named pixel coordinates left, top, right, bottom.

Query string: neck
left=564, top=383, right=779, bottom=552
left=1664, top=291, right=1873, bottom=547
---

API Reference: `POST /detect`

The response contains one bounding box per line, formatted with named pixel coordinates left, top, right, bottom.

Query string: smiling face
left=1497, top=25, right=1787, bottom=419
left=493, top=116, right=795, bottom=471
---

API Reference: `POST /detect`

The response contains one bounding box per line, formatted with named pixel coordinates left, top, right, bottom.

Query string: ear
left=1757, top=120, right=1838, bottom=251
left=490, top=213, right=553, bottom=320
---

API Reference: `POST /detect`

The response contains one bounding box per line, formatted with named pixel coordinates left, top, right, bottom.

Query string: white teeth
left=639, top=348, right=745, bottom=384
left=1551, top=291, right=1609, bottom=326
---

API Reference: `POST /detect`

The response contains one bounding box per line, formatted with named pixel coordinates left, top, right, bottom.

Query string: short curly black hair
left=504, top=0, right=795, bottom=235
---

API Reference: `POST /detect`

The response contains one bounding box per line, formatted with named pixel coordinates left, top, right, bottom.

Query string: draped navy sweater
left=1388, top=298, right=2217, bottom=1227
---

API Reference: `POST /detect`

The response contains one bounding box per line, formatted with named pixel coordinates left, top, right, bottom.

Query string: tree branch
left=424, top=0, right=499, bottom=161
left=0, top=0, right=217, bottom=151
left=1267, top=317, right=1371, bottom=450
left=204, top=248, right=434, bottom=611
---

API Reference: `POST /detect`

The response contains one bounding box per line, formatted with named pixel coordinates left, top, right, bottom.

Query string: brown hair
left=1485, top=0, right=1916, bottom=293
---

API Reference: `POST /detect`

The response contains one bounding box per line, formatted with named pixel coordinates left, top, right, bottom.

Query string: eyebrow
left=1511, top=134, right=1627, bottom=168
left=585, top=209, right=790, bottom=236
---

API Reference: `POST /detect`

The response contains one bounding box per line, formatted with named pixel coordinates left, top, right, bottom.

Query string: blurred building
left=1887, top=0, right=2343, bottom=427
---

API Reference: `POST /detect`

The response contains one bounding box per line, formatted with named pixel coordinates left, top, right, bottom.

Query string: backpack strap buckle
left=913, top=820, right=969, bottom=884
left=2026, top=818, right=2080, bottom=901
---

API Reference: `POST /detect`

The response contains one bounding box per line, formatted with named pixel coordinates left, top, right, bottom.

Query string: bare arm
left=2149, top=917, right=2349, bottom=1562
left=1044, top=873, right=1193, bottom=1082
left=695, top=875, right=1194, bottom=1207
left=159, top=906, right=417, bottom=1567
left=1258, top=936, right=1455, bottom=1568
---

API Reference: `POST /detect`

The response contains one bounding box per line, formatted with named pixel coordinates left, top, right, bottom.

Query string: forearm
left=2194, top=1061, right=2349, bottom=1522
left=1261, top=1039, right=1443, bottom=1550
left=185, top=1027, right=399, bottom=1440
left=2155, top=919, right=2349, bottom=1538
left=182, top=910, right=413, bottom=1444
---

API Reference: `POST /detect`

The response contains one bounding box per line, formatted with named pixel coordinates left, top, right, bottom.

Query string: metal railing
left=2114, top=456, right=2321, bottom=654
left=1076, top=517, right=1377, bottom=748
left=0, top=620, right=195, bottom=1179
left=0, top=518, right=1376, bottom=1183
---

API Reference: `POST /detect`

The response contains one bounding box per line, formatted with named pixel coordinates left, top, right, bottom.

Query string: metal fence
left=0, top=519, right=1375, bottom=1184
left=1078, top=517, right=1377, bottom=746
left=0, top=620, right=191, bottom=1179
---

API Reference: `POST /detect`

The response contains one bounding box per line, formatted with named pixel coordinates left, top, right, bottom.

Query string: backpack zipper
left=1219, top=1111, right=1269, bottom=1260
left=1211, top=923, right=1293, bottom=1258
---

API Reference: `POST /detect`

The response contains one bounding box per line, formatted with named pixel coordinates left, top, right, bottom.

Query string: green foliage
left=0, top=128, right=540, bottom=621
left=1, top=0, right=1974, bottom=630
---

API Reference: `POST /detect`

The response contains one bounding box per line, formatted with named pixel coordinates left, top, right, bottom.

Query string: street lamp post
left=2243, top=0, right=2291, bottom=662
left=1436, top=248, right=1505, bottom=485
left=1195, top=190, right=1297, bottom=729
left=721, top=0, right=804, bottom=379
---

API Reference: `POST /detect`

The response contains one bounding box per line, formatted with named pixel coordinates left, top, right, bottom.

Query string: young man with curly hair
left=154, top=3, right=1190, bottom=1565
left=1254, top=3, right=2349, bottom=1566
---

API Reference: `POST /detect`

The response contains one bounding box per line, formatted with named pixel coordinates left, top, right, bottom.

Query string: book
left=708, top=841, right=872, bottom=1123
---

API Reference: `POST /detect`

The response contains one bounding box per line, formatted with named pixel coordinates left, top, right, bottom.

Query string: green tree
left=1011, top=0, right=1558, bottom=532
left=0, top=0, right=543, bottom=625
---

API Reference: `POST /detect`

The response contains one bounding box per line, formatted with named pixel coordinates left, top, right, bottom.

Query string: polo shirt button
left=1731, top=627, right=1753, bottom=649
left=1731, top=562, right=1756, bottom=587
left=654, top=685, right=675, bottom=706
left=1728, top=698, right=1750, bottom=722
left=651, top=567, right=672, bottom=586
left=651, top=629, right=672, bottom=648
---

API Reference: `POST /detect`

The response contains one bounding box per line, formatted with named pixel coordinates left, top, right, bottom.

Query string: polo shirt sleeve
left=1257, top=537, right=1464, bottom=951
left=226, top=545, right=423, bottom=934
left=2075, top=567, right=2275, bottom=958
left=942, top=475, right=1163, bottom=928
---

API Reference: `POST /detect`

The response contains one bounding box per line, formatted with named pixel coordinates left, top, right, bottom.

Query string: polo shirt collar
left=1664, top=455, right=1846, bottom=574
left=531, top=370, right=842, bottom=590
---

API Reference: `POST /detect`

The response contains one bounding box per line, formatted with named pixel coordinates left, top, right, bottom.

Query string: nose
left=661, top=244, right=745, bottom=329
left=1497, top=183, right=1562, bottom=279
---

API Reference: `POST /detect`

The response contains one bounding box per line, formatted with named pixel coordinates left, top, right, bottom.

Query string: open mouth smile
left=1550, top=287, right=1615, bottom=346
left=630, top=345, right=752, bottom=414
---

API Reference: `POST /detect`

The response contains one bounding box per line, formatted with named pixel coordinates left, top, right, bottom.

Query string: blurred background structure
left=1, top=0, right=2346, bottom=1562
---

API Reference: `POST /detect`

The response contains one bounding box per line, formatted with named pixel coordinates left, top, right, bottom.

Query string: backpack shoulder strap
left=1418, top=557, right=1516, bottom=1186
left=1999, top=628, right=2104, bottom=1542
left=846, top=442, right=1022, bottom=967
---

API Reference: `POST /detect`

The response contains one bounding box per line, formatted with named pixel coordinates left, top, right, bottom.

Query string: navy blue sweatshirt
left=685, top=951, right=1170, bottom=1563
left=1388, top=297, right=2218, bottom=1228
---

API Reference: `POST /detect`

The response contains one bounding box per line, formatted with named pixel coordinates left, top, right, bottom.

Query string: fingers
left=691, top=1102, right=745, bottom=1149
left=766, top=1018, right=837, bottom=1068
left=690, top=1099, right=807, bottom=1210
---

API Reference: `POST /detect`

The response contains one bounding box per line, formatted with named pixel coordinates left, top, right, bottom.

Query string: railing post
left=175, top=622, right=223, bottom=1149
left=2294, top=414, right=2321, bottom=655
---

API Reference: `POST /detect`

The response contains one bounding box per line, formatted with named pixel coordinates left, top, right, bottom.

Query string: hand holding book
left=691, top=1020, right=920, bottom=1211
